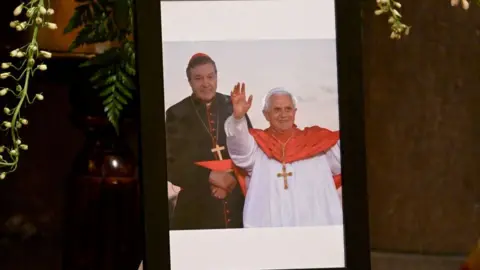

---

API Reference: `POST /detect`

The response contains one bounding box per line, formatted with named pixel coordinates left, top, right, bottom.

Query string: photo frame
left=135, top=0, right=370, bottom=269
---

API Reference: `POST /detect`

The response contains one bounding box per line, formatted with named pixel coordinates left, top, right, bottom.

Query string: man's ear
left=263, top=110, right=270, bottom=122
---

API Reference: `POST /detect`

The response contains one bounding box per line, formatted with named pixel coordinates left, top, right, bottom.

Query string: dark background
left=0, top=0, right=479, bottom=269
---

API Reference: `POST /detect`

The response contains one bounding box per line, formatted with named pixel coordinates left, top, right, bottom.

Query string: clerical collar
left=190, top=93, right=217, bottom=108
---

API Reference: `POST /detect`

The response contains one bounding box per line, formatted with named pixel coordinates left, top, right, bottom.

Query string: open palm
left=231, top=82, right=253, bottom=119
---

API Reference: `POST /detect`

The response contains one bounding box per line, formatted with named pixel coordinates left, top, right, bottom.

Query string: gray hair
left=262, top=87, right=297, bottom=112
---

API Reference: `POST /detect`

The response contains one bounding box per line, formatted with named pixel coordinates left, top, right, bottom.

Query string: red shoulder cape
left=231, top=126, right=341, bottom=196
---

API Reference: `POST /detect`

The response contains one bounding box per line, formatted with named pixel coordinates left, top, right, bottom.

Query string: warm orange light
left=36, top=0, right=109, bottom=55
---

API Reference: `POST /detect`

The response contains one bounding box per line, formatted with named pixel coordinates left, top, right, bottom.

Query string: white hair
left=261, top=87, right=297, bottom=112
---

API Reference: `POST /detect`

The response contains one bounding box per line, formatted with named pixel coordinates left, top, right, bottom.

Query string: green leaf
left=117, top=69, right=135, bottom=90
left=114, top=0, right=130, bottom=30
left=64, top=4, right=90, bottom=34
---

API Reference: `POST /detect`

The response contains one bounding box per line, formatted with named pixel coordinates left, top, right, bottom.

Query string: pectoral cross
left=277, top=163, right=292, bottom=189
left=211, top=144, right=225, bottom=160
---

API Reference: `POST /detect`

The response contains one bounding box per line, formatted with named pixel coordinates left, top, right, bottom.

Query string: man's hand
left=211, top=185, right=228, bottom=200
left=209, top=171, right=237, bottom=193
left=231, top=82, right=253, bottom=119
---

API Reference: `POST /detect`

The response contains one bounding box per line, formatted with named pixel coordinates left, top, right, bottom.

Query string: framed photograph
left=135, top=0, right=370, bottom=269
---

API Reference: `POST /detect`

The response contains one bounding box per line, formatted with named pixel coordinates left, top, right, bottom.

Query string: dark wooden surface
left=363, top=0, right=480, bottom=254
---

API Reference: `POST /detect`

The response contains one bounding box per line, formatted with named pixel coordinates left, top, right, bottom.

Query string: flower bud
left=451, top=0, right=460, bottom=6
left=26, top=8, right=35, bottom=17
left=16, top=122, right=22, bottom=129
left=0, top=146, right=4, bottom=153
left=47, top=8, right=54, bottom=15
left=16, top=85, right=22, bottom=91
left=15, top=139, right=21, bottom=145
left=1, top=63, right=10, bottom=69
left=462, top=0, right=470, bottom=10
left=10, top=149, right=18, bottom=156
left=20, top=118, right=28, bottom=125
left=0, top=172, right=5, bottom=180
left=39, top=6, right=47, bottom=15
left=13, top=4, right=24, bottom=16
left=0, top=73, right=10, bottom=79
left=392, top=9, right=401, bottom=17
left=38, top=64, right=47, bottom=71
left=0, top=88, right=8, bottom=96
left=9, top=21, right=19, bottom=28
left=16, top=51, right=25, bottom=58
left=4, top=107, right=10, bottom=114
left=374, top=9, right=384, bottom=15
left=388, top=16, right=395, bottom=24
left=35, top=17, right=43, bottom=24
left=35, top=94, right=44, bottom=100
left=394, top=2, right=401, bottom=8
left=40, top=51, right=52, bottom=58
left=46, top=22, right=58, bottom=30
left=28, top=58, right=35, bottom=67
left=20, top=144, right=28, bottom=150
left=2, top=121, right=11, bottom=128
left=10, top=49, right=18, bottom=57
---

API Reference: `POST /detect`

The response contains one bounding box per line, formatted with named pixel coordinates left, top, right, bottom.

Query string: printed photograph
left=163, top=39, right=343, bottom=231
left=159, top=1, right=347, bottom=269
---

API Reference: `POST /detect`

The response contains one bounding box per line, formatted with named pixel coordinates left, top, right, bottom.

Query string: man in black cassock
left=165, top=53, right=253, bottom=230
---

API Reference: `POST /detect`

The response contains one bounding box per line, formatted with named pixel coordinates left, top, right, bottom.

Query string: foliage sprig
left=64, top=0, right=136, bottom=133
left=374, top=0, right=411, bottom=39
left=0, top=0, right=56, bottom=180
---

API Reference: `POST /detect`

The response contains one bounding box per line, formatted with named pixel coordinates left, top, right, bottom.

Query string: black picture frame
left=134, top=0, right=370, bottom=269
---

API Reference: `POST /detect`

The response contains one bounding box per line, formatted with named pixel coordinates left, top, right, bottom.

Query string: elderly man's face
left=263, top=94, right=297, bottom=132
left=188, top=63, right=217, bottom=102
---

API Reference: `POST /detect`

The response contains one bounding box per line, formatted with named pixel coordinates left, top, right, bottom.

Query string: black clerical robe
left=165, top=92, right=253, bottom=230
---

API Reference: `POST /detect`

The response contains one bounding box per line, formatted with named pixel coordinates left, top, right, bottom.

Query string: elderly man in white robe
left=224, top=83, right=343, bottom=228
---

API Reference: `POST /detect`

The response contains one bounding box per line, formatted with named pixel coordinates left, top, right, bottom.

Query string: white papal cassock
left=225, top=115, right=343, bottom=228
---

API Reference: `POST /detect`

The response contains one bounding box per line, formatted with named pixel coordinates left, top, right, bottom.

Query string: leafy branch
left=375, top=0, right=480, bottom=39
left=0, top=0, right=57, bottom=180
left=64, top=0, right=136, bottom=133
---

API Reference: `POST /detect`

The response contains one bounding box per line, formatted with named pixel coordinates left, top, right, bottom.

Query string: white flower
left=46, top=22, right=58, bottom=30
left=39, top=6, right=47, bottom=15
left=0, top=172, right=5, bottom=180
left=3, top=107, right=10, bottom=114
left=13, top=4, right=24, bottom=16
left=16, top=51, right=25, bottom=58
left=1, top=63, right=10, bottom=69
left=40, top=51, right=52, bottom=58
left=35, top=17, right=43, bottom=24
left=461, top=0, right=469, bottom=9
left=47, top=8, right=54, bottom=15
left=35, top=94, right=44, bottom=100
left=0, top=88, right=8, bottom=96
left=9, top=21, right=19, bottom=28
left=20, top=144, right=28, bottom=150
left=38, top=64, right=47, bottom=71
left=0, top=73, right=10, bottom=79
left=20, top=119, right=28, bottom=125
left=10, top=49, right=18, bottom=57
left=2, top=121, right=11, bottom=128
